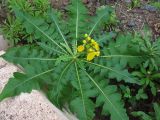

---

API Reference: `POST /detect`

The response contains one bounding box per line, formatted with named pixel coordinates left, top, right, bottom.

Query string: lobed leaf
left=83, top=70, right=129, bottom=120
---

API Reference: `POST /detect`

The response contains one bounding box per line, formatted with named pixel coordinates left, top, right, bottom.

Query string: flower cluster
left=77, top=34, right=100, bottom=61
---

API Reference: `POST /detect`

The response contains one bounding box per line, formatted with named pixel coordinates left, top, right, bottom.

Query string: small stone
left=125, top=0, right=131, bottom=3
left=141, top=5, right=157, bottom=12
left=121, top=20, right=128, bottom=24
left=127, top=20, right=136, bottom=27
left=154, top=23, right=160, bottom=34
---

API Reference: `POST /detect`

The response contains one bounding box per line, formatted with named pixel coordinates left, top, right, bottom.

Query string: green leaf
left=83, top=70, right=129, bottom=120
left=67, top=0, right=88, bottom=53
left=50, top=9, right=73, bottom=55
left=67, top=0, right=88, bottom=37
left=85, top=60, right=139, bottom=84
left=136, top=89, right=148, bottom=100
left=96, top=32, right=117, bottom=47
left=153, top=103, right=160, bottom=120
left=89, top=6, right=113, bottom=35
left=37, top=42, right=66, bottom=55
left=13, top=8, right=68, bottom=54
left=132, top=71, right=144, bottom=77
left=152, top=73, right=160, bottom=79
left=70, top=97, right=95, bottom=120
left=0, top=69, right=54, bottom=101
left=131, top=111, right=152, bottom=120
left=69, top=63, right=95, bottom=120
left=48, top=61, right=75, bottom=106
left=150, top=82, right=157, bottom=96
left=2, top=46, right=56, bottom=72
left=103, top=33, right=147, bottom=68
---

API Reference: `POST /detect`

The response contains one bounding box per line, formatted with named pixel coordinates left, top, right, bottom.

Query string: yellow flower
left=77, top=45, right=85, bottom=52
left=87, top=52, right=97, bottom=61
left=91, top=42, right=94, bottom=45
left=91, top=39, right=95, bottom=43
left=79, top=35, right=100, bottom=60
left=84, top=34, right=88, bottom=38
left=83, top=40, right=87, bottom=44
left=95, top=51, right=100, bottom=56
left=95, top=44, right=100, bottom=51
left=88, top=48, right=94, bottom=52
left=92, top=41, right=97, bottom=46
left=87, top=37, right=91, bottom=41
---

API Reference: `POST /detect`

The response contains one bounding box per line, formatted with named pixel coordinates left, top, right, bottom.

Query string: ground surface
left=116, top=1, right=160, bottom=39
left=51, top=0, right=160, bottom=38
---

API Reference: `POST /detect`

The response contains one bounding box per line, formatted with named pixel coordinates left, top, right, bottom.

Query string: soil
left=51, top=0, right=160, bottom=39
left=0, top=4, right=7, bottom=24
left=115, top=1, right=160, bottom=39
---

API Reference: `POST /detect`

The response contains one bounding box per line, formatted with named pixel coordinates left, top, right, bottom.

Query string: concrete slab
left=0, top=35, right=8, bottom=51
